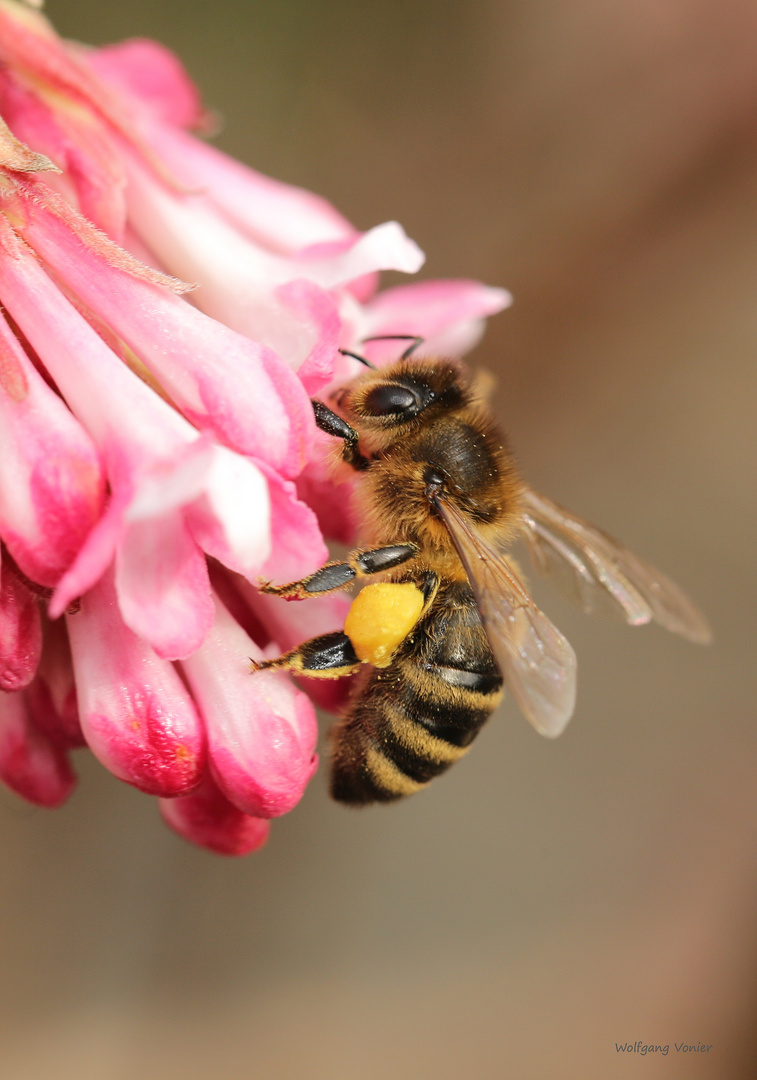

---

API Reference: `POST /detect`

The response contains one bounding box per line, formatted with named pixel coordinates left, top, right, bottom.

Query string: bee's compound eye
left=362, top=383, right=421, bottom=417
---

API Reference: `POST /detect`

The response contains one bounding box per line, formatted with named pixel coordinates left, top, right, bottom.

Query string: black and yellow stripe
left=330, top=581, right=503, bottom=804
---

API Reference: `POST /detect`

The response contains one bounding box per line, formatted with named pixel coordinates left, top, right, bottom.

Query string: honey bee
left=255, top=337, right=711, bottom=805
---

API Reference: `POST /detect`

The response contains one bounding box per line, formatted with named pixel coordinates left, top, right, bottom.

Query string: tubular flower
left=0, top=0, right=510, bottom=855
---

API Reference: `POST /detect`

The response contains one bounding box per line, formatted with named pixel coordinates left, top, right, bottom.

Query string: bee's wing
left=519, top=488, right=712, bottom=644
left=434, top=496, right=577, bottom=738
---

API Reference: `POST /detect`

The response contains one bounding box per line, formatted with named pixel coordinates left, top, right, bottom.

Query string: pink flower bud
left=160, top=771, right=270, bottom=856
left=0, top=306, right=105, bottom=587
left=181, top=594, right=318, bottom=818
left=0, top=549, right=42, bottom=691
left=66, top=568, right=205, bottom=796
left=0, top=687, right=76, bottom=807
left=24, top=616, right=83, bottom=749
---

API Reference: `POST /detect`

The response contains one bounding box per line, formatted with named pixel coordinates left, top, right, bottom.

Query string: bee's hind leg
left=252, top=632, right=360, bottom=680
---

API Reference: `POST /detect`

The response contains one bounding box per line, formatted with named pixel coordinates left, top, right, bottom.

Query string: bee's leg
left=311, top=400, right=369, bottom=471
left=251, top=632, right=360, bottom=680
left=260, top=543, right=419, bottom=600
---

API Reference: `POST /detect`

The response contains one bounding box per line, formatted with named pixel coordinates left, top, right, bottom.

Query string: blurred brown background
left=2, top=0, right=756, bottom=1077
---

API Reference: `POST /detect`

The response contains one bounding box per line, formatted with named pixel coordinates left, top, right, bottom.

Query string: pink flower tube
left=0, top=685, right=76, bottom=807
left=66, top=566, right=205, bottom=796
left=0, top=282, right=105, bottom=588
left=0, top=1, right=510, bottom=853
left=182, top=592, right=318, bottom=818
left=160, top=772, right=270, bottom=857
left=0, top=549, right=41, bottom=692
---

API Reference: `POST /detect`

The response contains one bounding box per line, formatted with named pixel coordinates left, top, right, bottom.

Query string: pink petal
left=118, top=152, right=423, bottom=357
left=290, top=221, right=425, bottom=289
left=49, top=486, right=130, bottom=619
left=185, top=446, right=271, bottom=578
left=12, top=185, right=314, bottom=478
left=26, top=442, right=106, bottom=581
left=159, top=771, right=270, bottom=856
left=357, top=278, right=513, bottom=361
left=0, top=205, right=191, bottom=454
left=193, top=563, right=354, bottom=715
left=0, top=688, right=76, bottom=807
left=0, top=3, right=179, bottom=203
left=121, top=433, right=215, bottom=520
left=230, top=570, right=352, bottom=712
left=181, top=594, right=318, bottom=818
left=0, top=66, right=128, bottom=239
left=24, top=617, right=83, bottom=749
left=82, top=47, right=354, bottom=253
left=158, top=132, right=356, bottom=253
left=66, top=568, right=205, bottom=796
left=246, top=588, right=351, bottom=655
left=257, top=462, right=329, bottom=584
left=0, top=552, right=42, bottom=691
left=0, top=210, right=271, bottom=631
left=25, top=674, right=81, bottom=749
left=0, top=308, right=105, bottom=588
left=161, top=133, right=354, bottom=251
left=275, top=279, right=341, bottom=395
left=85, top=40, right=205, bottom=130
left=295, top=446, right=361, bottom=547
left=115, top=510, right=214, bottom=661
left=115, top=153, right=323, bottom=357
left=0, top=4, right=121, bottom=123
left=238, top=579, right=354, bottom=714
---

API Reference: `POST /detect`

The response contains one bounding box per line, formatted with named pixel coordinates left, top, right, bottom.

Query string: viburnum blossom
left=0, top=0, right=511, bottom=853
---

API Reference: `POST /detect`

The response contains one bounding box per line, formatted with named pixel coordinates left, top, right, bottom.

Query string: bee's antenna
left=338, top=348, right=376, bottom=370
left=339, top=336, right=425, bottom=370
left=360, top=334, right=425, bottom=361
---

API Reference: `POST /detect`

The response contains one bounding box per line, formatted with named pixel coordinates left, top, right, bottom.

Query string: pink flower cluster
left=0, top=0, right=510, bottom=853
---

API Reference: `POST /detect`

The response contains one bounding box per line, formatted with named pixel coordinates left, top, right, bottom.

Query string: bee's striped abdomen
left=330, top=582, right=503, bottom=805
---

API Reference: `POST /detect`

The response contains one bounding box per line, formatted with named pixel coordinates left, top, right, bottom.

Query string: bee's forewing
left=521, top=507, right=652, bottom=625
left=520, top=489, right=712, bottom=644
left=434, top=497, right=577, bottom=737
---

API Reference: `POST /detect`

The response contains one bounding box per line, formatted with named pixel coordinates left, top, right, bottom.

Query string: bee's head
left=333, top=359, right=467, bottom=439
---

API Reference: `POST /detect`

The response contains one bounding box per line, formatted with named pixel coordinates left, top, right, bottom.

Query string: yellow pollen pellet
left=344, top=582, right=425, bottom=667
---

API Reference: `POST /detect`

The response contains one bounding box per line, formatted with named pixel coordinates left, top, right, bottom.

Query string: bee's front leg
left=251, top=632, right=361, bottom=679
left=312, top=400, right=369, bottom=471
left=259, top=543, right=419, bottom=600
